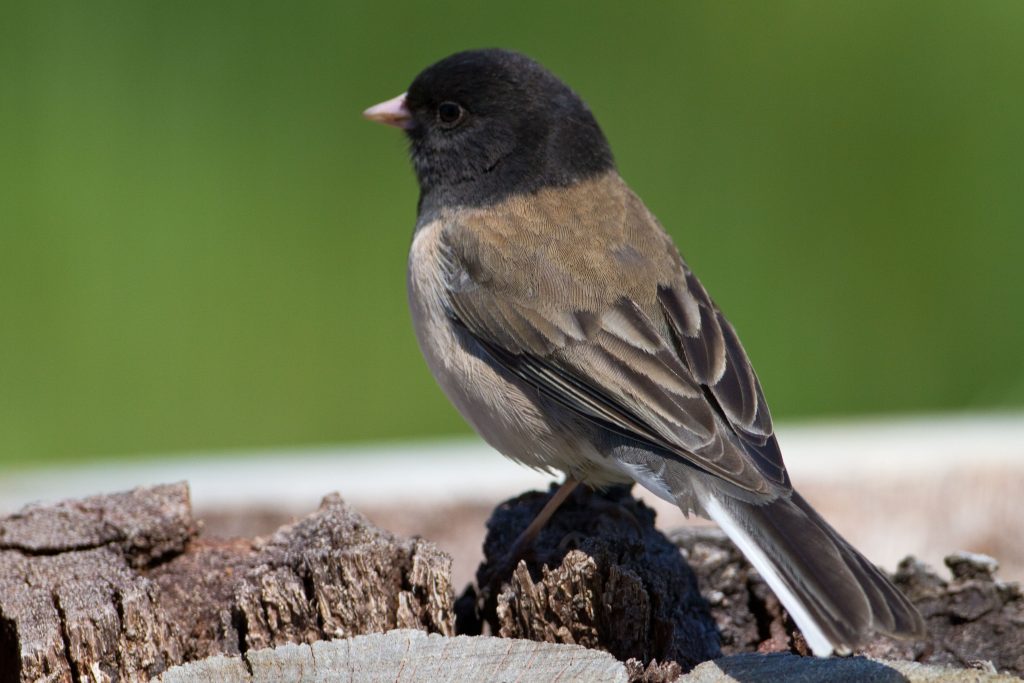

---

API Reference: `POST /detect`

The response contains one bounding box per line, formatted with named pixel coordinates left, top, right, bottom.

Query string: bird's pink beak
left=363, top=92, right=412, bottom=129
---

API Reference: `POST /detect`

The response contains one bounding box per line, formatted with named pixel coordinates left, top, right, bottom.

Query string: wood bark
left=1, top=481, right=1021, bottom=682
left=0, top=483, right=454, bottom=682
left=460, top=484, right=1024, bottom=680
left=671, top=527, right=1024, bottom=675
left=456, top=484, right=721, bottom=675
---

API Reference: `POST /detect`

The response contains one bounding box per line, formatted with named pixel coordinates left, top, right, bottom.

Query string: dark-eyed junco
left=364, top=49, right=925, bottom=656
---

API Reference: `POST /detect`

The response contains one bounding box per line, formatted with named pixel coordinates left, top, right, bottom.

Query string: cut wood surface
left=1, top=482, right=1021, bottom=682
left=153, top=630, right=629, bottom=683
left=153, top=631, right=1018, bottom=683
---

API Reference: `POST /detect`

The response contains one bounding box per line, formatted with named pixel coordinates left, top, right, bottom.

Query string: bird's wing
left=437, top=174, right=788, bottom=495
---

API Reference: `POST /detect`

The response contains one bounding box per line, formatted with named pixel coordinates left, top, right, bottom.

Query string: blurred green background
left=1, top=2, right=1022, bottom=468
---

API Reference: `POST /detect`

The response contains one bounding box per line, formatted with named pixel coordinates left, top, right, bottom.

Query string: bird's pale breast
left=407, top=214, right=628, bottom=486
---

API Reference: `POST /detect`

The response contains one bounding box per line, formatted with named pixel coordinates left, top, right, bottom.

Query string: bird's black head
left=368, top=49, right=615, bottom=215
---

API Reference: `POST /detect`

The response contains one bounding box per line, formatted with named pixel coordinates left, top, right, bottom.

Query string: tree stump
left=456, top=484, right=721, bottom=677
left=0, top=483, right=454, bottom=683
left=1, top=481, right=1022, bottom=682
left=463, top=484, right=1024, bottom=680
left=153, top=630, right=630, bottom=683
left=670, top=527, right=1024, bottom=675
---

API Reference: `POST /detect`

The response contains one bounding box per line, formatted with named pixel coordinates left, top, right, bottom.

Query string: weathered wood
left=3, top=480, right=1022, bottom=682
left=0, top=484, right=455, bottom=683
left=0, top=484, right=194, bottom=683
left=458, top=484, right=721, bottom=674
left=464, top=485, right=1024, bottom=680
left=670, top=526, right=794, bottom=657
left=153, top=629, right=631, bottom=683
left=679, top=653, right=1020, bottom=682
left=151, top=633, right=1021, bottom=683
left=865, top=552, right=1024, bottom=674
left=671, top=527, right=1024, bottom=676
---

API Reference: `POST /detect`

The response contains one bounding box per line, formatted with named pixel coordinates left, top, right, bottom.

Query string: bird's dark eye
left=437, top=101, right=465, bottom=127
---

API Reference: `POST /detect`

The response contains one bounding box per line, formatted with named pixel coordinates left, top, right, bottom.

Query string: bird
left=363, top=48, right=925, bottom=657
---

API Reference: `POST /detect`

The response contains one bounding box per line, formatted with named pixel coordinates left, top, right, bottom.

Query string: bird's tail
left=699, top=487, right=926, bottom=656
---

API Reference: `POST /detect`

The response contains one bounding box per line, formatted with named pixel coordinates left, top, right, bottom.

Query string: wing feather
left=438, top=176, right=790, bottom=493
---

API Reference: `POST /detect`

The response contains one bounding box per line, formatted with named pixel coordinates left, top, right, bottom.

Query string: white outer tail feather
left=702, top=493, right=836, bottom=657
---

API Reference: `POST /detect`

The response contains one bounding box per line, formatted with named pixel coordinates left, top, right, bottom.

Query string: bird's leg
left=480, top=477, right=580, bottom=592
left=506, top=477, right=580, bottom=562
